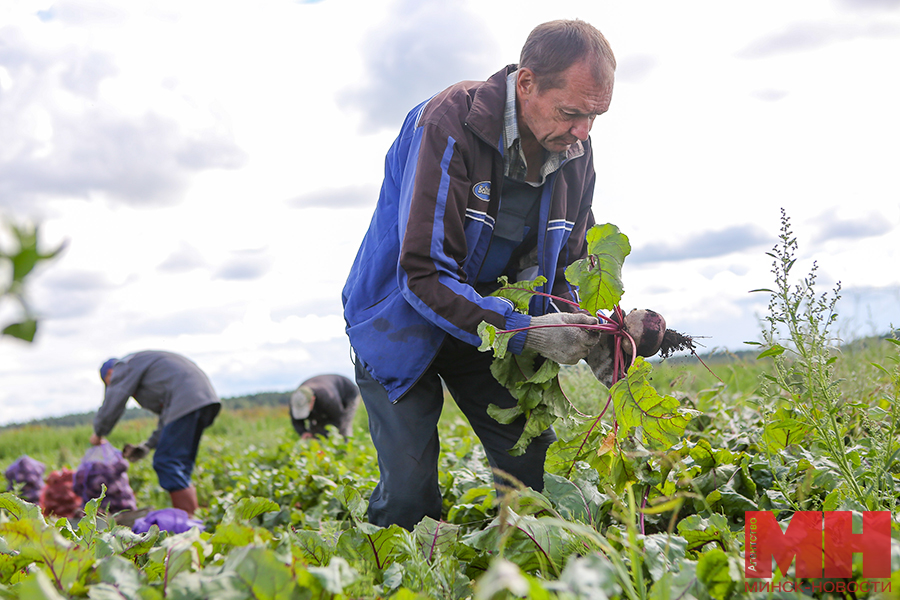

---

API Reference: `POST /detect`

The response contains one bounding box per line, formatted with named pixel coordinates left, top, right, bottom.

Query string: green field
left=2, top=219, right=900, bottom=598
left=1, top=332, right=897, bottom=599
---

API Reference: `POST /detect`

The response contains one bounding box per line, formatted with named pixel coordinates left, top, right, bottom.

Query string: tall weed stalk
left=755, top=210, right=893, bottom=511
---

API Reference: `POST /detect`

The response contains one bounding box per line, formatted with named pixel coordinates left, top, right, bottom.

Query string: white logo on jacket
left=472, top=181, right=490, bottom=201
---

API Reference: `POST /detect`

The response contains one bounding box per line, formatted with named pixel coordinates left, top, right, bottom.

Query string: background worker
left=289, top=373, right=360, bottom=438
left=342, top=19, right=617, bottom=530
left=91, top=350, right=221, bottom=517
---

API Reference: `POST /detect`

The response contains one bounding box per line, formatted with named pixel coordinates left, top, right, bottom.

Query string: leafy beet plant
left=477, top=223, right=699, bottom=461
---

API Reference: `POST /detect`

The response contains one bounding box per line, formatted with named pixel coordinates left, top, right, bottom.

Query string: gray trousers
left=355, top=336, right=556, bottom=530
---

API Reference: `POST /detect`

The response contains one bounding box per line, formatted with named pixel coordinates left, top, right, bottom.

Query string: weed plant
left=753, top=210, right=900, bottom=512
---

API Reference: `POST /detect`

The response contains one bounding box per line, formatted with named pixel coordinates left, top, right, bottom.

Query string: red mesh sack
left=40, top=468, right=81, bottom=519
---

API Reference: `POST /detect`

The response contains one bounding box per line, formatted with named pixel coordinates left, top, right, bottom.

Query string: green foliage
left=564, top=223, right=631, bottom=315
left=611, top=358, right=699, bottom=450
left=3, top=214, right=900, bottom=598
left=490, top=275, right=548, bottom=313
left=486, top=351, right=566, bottom=457
left=0, top=219, right=64, bottom=343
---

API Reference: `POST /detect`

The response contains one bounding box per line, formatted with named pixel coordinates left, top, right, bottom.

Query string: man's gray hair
left=519, top=19, right=616, bottom=91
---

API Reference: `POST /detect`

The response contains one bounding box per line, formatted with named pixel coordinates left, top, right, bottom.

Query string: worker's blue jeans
left=355, top=336, right=556, bottom=530
left=153, top=403, right=220, bottom=491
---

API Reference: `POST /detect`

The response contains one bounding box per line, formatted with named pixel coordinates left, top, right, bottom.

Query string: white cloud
left=337, top=0, right=501, bottom=133
left=0, top=13, right=246, bottom=211
left=1, top=0, right=899, bottom=425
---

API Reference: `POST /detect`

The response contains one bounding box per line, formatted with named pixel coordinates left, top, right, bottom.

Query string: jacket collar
left=465, top=64, right=517, bottom=151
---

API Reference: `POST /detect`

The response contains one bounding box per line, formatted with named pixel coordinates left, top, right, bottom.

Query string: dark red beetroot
left=622, top=309, right=667, bottom=357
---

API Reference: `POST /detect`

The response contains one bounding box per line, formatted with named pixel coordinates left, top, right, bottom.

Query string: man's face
left=517, top=59, right=614, bottom=153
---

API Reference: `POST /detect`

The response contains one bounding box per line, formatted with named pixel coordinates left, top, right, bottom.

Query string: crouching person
left=91, top=351, right=221, bottom=517
left=290, top=374, right=360, bottom=439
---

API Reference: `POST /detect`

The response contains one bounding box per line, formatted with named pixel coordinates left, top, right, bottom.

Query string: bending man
left=342, top=20, right=616, bottom=529
left=290, top=374, right=360, bottom=438
left=91, top=350, right=221, bottom=516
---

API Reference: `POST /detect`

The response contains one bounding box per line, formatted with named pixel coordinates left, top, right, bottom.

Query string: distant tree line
left=0, top=390, right=292, bottom=431
left=5, top=333, right=894, bottom=432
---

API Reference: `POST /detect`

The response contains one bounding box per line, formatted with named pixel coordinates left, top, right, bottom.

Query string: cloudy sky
left=1, top=0, right=898, bottom=426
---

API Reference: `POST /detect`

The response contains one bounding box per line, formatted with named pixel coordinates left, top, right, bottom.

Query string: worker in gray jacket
left=290, top=374, right=360, bottom=438
left=90, top=350, right=221, bottom=516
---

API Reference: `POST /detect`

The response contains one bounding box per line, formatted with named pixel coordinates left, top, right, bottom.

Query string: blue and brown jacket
left=342, top=65, right=597, bottom=402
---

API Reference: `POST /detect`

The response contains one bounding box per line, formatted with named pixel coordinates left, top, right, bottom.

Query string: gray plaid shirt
left=502, top=71, right=584, bottom=186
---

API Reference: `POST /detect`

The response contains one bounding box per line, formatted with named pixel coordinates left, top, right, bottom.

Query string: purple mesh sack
left=132, top=508, right=204, bottom=534
left=73, top=442, right=137, bottom=513
left=5, top=455, right=45, bottom=504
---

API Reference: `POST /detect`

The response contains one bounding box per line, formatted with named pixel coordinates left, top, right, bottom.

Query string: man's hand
left=122, top=443, right=150, bottom=462
left=586, top=309, right=667, bottom=387
left=523, top=312, right=600, bottom=364
left=89, top=434, right=105, bottom=446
